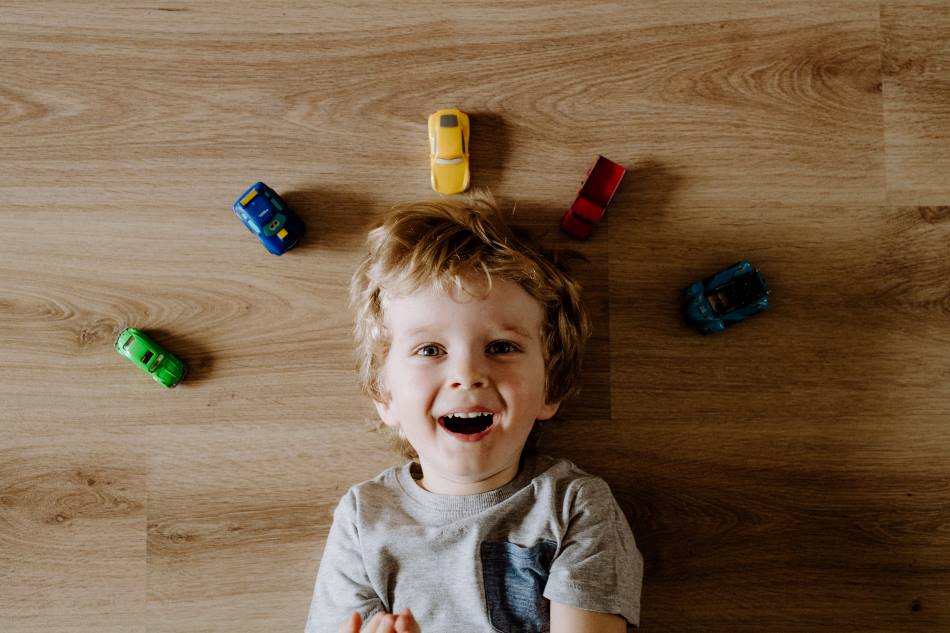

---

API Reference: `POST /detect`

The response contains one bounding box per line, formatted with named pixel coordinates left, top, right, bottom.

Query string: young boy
left=305, top=192, right=643, bottom=633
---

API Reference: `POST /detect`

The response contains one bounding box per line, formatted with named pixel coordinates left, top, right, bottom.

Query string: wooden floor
left=2, top=2, right=949, bottom=631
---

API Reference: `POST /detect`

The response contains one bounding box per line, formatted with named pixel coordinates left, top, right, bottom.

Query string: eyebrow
left=403, top=324, right=535, bottom=340
left=500, top=325, right=534, bottom=339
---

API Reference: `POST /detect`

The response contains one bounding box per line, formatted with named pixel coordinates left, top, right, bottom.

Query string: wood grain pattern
left=882, top=1, right=950, bottom=204
left=607, top=204, right=950, bottom=632
left=1, top=2, right=949, bottom=632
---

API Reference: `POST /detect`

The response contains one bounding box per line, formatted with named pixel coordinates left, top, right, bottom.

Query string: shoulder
left=528, top=455, right=619, bottom=512
left=332, top=463, right=406, bottom=517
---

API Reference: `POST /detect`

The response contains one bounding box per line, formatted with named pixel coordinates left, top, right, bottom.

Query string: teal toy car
left=114, top=328, right=188, bottom=388
left=682, top=260, right=770, bottom=334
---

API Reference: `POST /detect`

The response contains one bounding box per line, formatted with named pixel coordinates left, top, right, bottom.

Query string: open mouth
left=440, top=412, right=495, bottom=435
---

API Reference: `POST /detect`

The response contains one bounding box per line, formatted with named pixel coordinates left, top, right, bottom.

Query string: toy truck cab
left=682, top=260, right=770, bottom=335
left=561, top=155, right=626, bottom=239
left=232, top=182, right=305, bottom=255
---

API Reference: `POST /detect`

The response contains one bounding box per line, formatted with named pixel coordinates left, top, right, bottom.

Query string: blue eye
left=416, top=344, right=443, bottom=357
left=488, top=341, right=518, bottom=354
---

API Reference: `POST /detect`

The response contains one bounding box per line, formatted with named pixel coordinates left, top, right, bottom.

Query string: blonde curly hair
left=349, top=190, right=592, bottom=460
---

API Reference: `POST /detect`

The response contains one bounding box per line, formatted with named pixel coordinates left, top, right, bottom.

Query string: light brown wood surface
left=2, top=2, right=948, bottom=632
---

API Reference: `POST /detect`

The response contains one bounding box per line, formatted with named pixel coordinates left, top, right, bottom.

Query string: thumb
left=395, top=608, right=420, bottom=633
left=339, top=611, right=361, bottom=633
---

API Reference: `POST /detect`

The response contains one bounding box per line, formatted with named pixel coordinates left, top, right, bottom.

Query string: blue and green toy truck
left=232, top=182, right=305, bottom=255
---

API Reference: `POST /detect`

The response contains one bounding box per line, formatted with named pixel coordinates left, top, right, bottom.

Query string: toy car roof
left=432, top=113, right=465, bottom=159
left=234, top=185, right=281, bottom=227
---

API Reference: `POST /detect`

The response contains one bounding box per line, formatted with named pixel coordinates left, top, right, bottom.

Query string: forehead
left=381, top=277, right=544, bottom=338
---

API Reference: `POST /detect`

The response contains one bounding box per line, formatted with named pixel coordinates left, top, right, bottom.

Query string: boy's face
left=374, top=276, right=559, bottom=495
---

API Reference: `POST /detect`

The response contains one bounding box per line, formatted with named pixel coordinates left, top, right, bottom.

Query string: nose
left=449, top=351, right=487, bottom=390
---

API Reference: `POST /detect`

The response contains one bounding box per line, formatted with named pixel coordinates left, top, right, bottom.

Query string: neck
left=418, top=458, right=523, bottom=495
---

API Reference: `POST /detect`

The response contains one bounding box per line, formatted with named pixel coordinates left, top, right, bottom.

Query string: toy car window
left=141, top=350, right=154, bottom=365
left=122, top=336, right=134, bottom=351
left=440, top=114, right=458, bottom=127
left=707, top=274, right=761, bottom=314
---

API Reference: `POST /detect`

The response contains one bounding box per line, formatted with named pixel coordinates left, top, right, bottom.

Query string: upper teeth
left=444, top=412, right=492, bottom=419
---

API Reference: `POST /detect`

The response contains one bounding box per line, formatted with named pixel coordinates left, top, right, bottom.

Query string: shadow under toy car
left=232, top=181, right=305, bottom=255
left=682, top=260, right=770, bottom=334
left=114, top=327, right=188, bottom=388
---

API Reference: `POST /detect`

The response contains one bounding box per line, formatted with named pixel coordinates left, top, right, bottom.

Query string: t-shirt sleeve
left=305, top=490, right=384, bottom=633
left=543, top=477, right=644, bottom=629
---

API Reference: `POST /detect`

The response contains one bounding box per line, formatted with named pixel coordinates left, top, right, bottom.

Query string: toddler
left=305, top=192, right=643, bottom=632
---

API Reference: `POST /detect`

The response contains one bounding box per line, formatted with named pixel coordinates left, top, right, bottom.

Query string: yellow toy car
left=428, top=108, right=470, bottom=194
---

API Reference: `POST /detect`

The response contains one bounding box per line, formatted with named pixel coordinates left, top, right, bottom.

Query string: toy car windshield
left=706, top=272, right=767, bottom=315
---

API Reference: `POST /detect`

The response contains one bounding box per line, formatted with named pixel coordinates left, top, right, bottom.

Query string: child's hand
left=339, top=608, right=421, bottom=633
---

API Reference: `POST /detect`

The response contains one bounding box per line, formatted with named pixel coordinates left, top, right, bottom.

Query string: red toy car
left=561, top=156, right=626, bottom=239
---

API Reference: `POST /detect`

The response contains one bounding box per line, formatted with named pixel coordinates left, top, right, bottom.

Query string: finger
left=339, top=612, right=361, bottom=633
left=364, top=611, right=385, bottom=633
left=377, top=613, right=396, bottom=633
left=394, top=608, right=419, bottom=633
left=394, top=609, right=411, bottom=628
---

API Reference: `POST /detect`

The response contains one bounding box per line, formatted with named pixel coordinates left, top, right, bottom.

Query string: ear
left=537, top=400, right=560, bottom=421
left=374, top=397, right=399, bottom=429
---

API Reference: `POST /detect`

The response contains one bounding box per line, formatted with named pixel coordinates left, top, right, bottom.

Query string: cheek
left=501, top=364, right=547, bottom=402
left=391, top=358, right=430, bottom=384
left=523, top=356, right=548, bottom=393
left=385, top=359, right=439, bottom=403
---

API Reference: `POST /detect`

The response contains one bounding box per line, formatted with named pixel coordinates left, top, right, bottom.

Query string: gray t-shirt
left=305, top=452, right=643, bottom=632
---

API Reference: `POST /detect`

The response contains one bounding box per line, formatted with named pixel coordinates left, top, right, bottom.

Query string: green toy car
left=114, top=327, right=188, bottom=388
